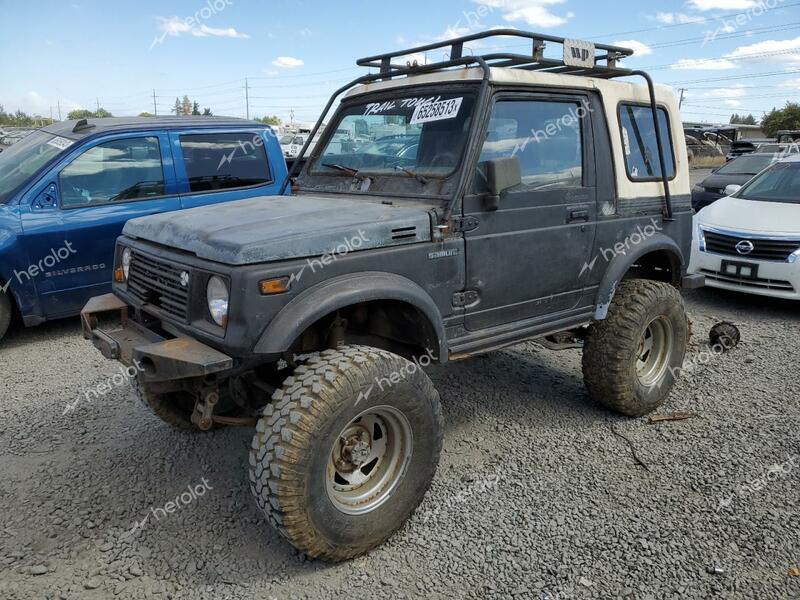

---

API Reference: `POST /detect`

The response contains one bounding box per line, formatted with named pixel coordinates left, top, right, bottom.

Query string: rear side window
left=179, top=132, right=272, bottom=193
left=618, top=104, right=676, bottom=181
left=60, top=137, right=165, bottom=208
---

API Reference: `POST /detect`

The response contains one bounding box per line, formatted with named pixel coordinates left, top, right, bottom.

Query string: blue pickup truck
left=0, top=116, right=287, bottom=341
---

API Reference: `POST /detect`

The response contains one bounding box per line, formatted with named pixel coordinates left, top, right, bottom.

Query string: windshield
left=313, top=92, right=476, bottom=179
left=0, top=130, right=71, bottom=203
left=717, top=154, right=774, bottom=175
left=738, top=161, right=800, bottom=204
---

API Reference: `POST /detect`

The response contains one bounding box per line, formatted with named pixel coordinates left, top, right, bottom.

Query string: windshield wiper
left=394, top=165, right=428, bottom=185
left=322, top=163, right=368, bottom=182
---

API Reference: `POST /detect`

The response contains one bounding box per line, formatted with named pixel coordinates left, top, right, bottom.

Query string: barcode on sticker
left=47, top=136, right=75, bottom=151
left=410, top=98, right=463, bottom=125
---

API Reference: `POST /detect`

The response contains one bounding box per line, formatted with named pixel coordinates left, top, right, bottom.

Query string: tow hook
left=191, top=388, right=219, bottom=431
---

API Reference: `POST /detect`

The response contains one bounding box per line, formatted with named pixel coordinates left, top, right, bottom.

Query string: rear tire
left=0, top=289, right=12, bottom=342
left=582, top=279, right=689, bottom=417
left=249, top=345, right=443, bottom=561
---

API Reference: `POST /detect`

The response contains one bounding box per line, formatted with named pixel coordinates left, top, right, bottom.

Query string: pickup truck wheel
left=249, top=345, right=443, bottom=561
left=0, top=290, right=11, bottom=342
left=582, top=279, right=689, bottom=417
left=132, top=379, right=221, bottom=431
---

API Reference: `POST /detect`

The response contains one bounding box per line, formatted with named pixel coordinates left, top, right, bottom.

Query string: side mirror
left=724, top=184, right=742, bottom=197
left=484, top=157, right=521, bottom=211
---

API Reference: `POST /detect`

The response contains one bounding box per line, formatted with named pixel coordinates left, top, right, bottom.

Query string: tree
left=67, top=109, right=95, bottom=120
left=172, top=97, right=182, bottom=116
left=730, top=113, right=757, bottom=126
left=138, top=112, right=155, bottom=117
left=191, top=101, right=201, bottom=116
left=181, top=95, right=191, bottom=116
left=761, top=103, right=800, bottom=138
left=202, top=108, right=213, bottom=116
left=257, top=115, right=281, bottom=126
left=66, top=108, right=113, bottom=120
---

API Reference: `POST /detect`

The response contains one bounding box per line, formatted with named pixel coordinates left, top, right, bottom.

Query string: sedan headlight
left=206, top=276, right=230, bottom=327
left=697, top=225, right=707, bottom=252
left=121, top=248, right=132, bottom=281
left=692, top=185, right=704, bottom=194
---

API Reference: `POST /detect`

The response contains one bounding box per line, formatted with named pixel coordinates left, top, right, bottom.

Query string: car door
left=462, top=93, right=598, bottom=331
left=170, top=129, right=284, bottom=210
left=18, top=132, right=180, bottom=319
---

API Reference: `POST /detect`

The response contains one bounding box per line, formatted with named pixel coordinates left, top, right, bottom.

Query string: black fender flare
left=254, top=271, right=448, bottom=361
left=592, top=233, right=684, bottom=320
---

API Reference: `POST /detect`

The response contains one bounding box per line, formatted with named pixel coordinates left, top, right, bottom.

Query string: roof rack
left=282, top=30, right=675, bottom=222
left=356, top=29, right=635, bottom=80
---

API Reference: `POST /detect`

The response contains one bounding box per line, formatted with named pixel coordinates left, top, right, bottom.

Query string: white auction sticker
left=410, top=97, right=463, bottom=125
left=47, top=136, right=75, bottom=151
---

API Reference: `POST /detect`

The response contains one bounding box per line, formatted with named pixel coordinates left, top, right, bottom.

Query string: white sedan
left=689, top=155, right=800, bottom=300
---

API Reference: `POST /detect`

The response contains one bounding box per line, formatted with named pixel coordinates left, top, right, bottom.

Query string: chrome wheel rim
left=636, top=316, right=674, bottom=387
left=326, top=406, right=413, bottom=515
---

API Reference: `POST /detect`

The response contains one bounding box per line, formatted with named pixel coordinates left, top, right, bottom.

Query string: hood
left=122, top=195, right=432, bottom=265
left=699, top=172, right=756, bottom=192
left=697, top=196, right=800, bottom=236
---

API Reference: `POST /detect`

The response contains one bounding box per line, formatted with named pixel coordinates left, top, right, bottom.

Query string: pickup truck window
left=619, top=104, right=676, bottom=181
left=0, top=131, right=67, bottom=204
left=476, top=99, right=584, bottom=191
left=179, top=132, right=272, bottom=193
left=60, top=137, right=165, bottom=208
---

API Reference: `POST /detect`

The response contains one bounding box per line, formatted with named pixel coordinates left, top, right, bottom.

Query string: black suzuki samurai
left=82, top=31, right=703, bottom=561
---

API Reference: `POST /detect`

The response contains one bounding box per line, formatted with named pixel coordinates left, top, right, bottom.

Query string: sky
left=1, top=0, right=799, bottom=126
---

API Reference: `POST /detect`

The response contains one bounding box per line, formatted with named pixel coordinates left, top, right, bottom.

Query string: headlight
left=206, top=276, right=229, bottom=327
left=121, top=248, right=132, bottom=281
left=697, top=225, right=707, bottom=252
left=692, top=185, right=704, bottom=193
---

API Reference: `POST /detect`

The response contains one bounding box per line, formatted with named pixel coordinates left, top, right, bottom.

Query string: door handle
left=568, top=209, right=589, bottom=223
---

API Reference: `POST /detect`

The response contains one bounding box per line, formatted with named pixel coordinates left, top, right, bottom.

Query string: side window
left=618, top=104, right=676, bottom=181
left=60, top=137, right=165, bottom=208
left=179, top=132, right=272, bottom=193
left=476, top=99, right=584, bottom=191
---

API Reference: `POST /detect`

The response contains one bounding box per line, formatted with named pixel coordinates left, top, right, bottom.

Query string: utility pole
left=153, top=89, right=158, bottom=116
left=245, top=78, right=250, bottom=120
left=290, top=108, right=295, bottom=127
left=678, top=88, right=687, bottom=110
left=57, top=99, right=62, bottom=121
left=96, top=97, right=100, bottom=112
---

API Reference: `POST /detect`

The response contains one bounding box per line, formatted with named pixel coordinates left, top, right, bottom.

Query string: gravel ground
left=1, top=171, right=798, bottom=599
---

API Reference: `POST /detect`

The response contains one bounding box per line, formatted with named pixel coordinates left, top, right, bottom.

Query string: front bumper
left=688, top=249, right=800, bottom=300
left=81, top=294, right=234, bottom=383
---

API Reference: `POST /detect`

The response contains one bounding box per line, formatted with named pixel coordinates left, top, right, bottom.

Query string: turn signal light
left=114, top=267, right=125, bottom=283
left=259, top=277, right=291, bottom=295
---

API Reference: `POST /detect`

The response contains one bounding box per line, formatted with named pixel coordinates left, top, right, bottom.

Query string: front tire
left=249, top=345, right=443, bottom=561
left=582, top=279, right=689, bottom=416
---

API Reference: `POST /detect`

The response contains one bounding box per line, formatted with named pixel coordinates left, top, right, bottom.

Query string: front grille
left=703, top=230, right=800, bottom=262
left=701, top=269, right=795, bottom=292
left=128, top=252, right=191, bottom=322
